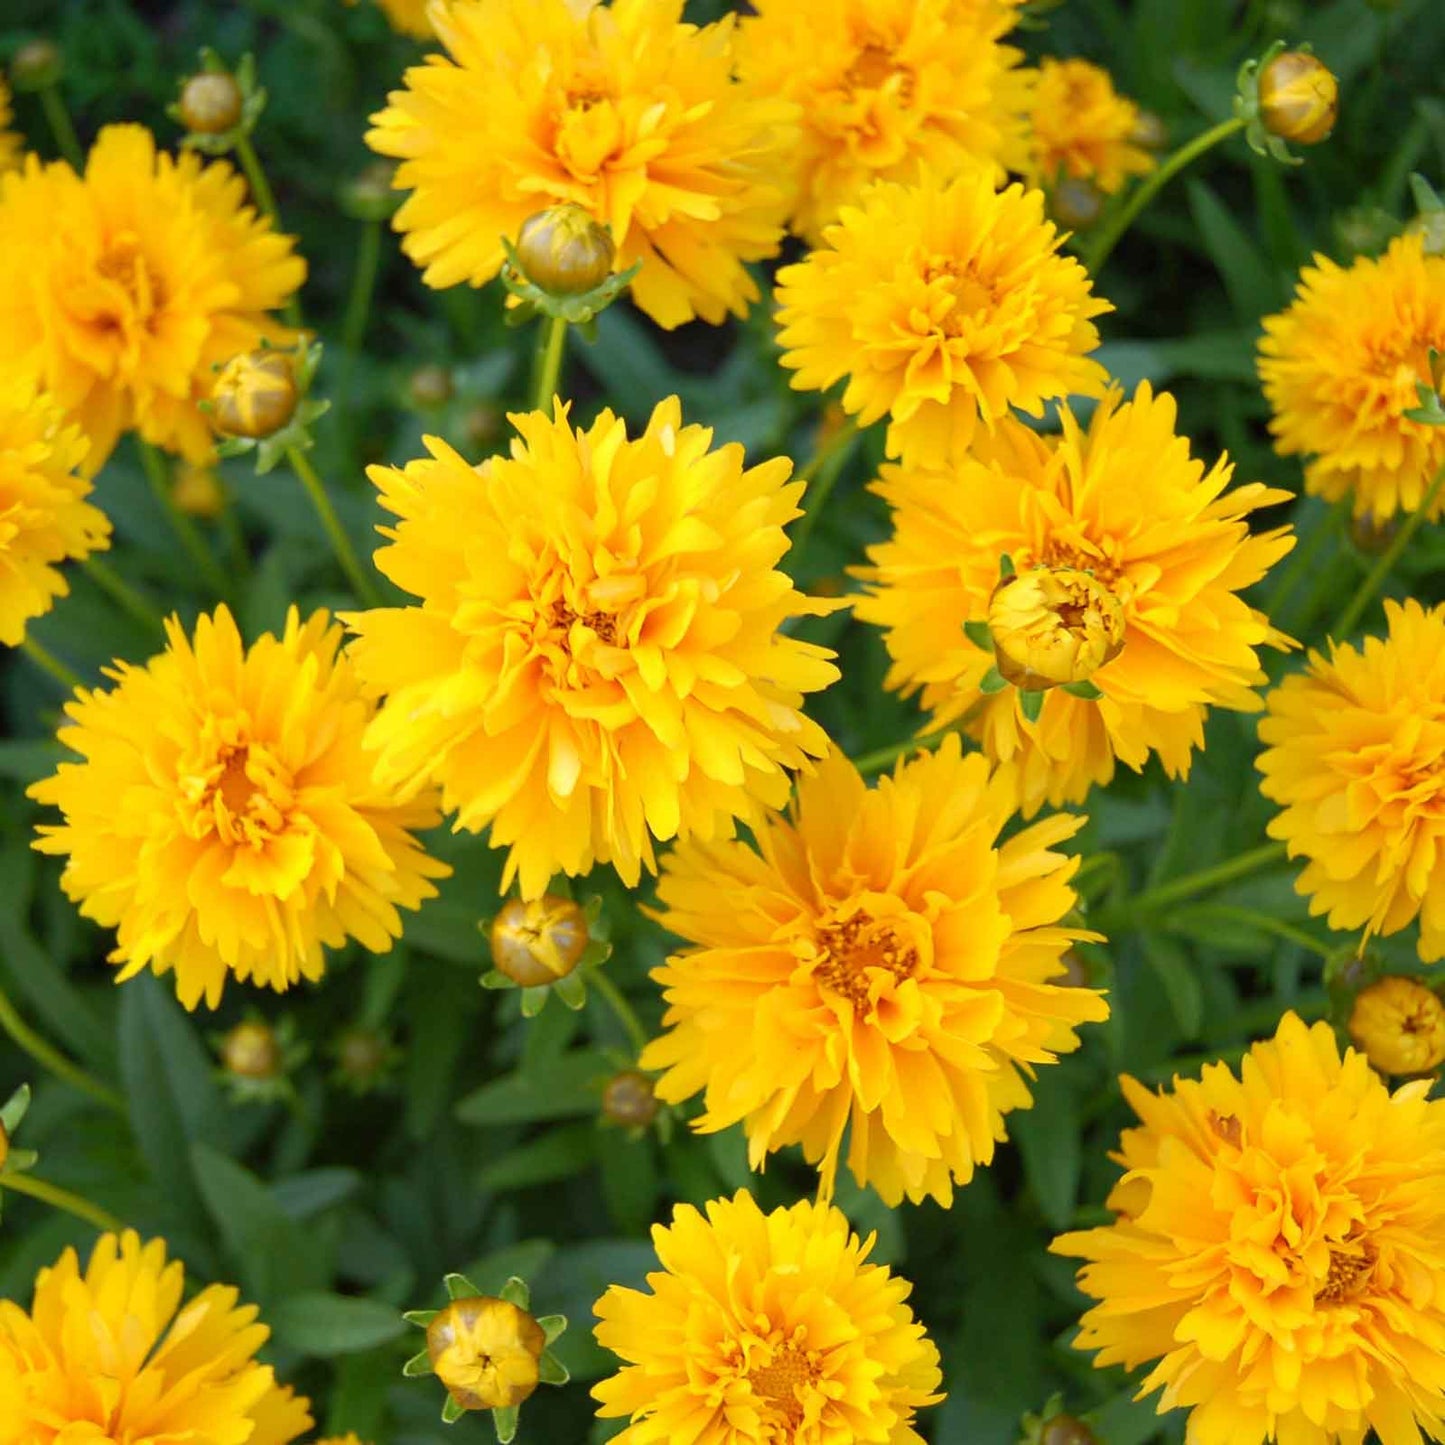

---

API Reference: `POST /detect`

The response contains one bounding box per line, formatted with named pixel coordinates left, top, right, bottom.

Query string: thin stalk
left=20, top=637, right=81, bottom=692
left=137, top=442, right=231, bottom=597
left=341, top=218, right=383, bottom=355
left=0, top=979, right=125, bottom=1114
left=589, top=968, right=649, bottom=1058
left=1330, top=460, right=1445, bottom=639
left=1083, top=117, right=1246, bottom=275
left=851, top=726, right=953, bottom=777
left=1168, top=904, right=1335, bottom=959
left=789, top=419, right=861, bottom=557
left=1263, top=497, right=1347, bottom=622
left=39, top=84, right=83, bottom=168
left=216, top=482, right=252, bottom=579
left=1120, top=840, right=1290, bottom=918
left=286, top=448, right=382, bottom=606
left=235, top=133, right=302, bottom=327
left=81, top=557, right=165, bottom=636
left=1, top=1171, right=126, bottom=1233
left=530, top=317, right=568, bottom=413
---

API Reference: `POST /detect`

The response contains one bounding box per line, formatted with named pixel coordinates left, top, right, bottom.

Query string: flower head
left=29, top=605, right=448, bottom=1010
left=855, top=384, right=1294, bottom=815
left=593, top=1190, right=943, bottom=1443
left=641, top=736, right=1106, bottom=1206
left=1350, top=975, right=1445, bottom=1076
left=0, top=79, right=23, bottom=175
left=427, top=1296, right=546, bottom=1412
left=1259, top=50, right=1338, bottom=146
left=366, top=0, right=795, bottom=329
left=0, top=124, right=304, bottom=472
left=734, top=0, right=1033, bottom=243
left=1024, top=58, right=1155, bottom=196
left=776, top=166, right=1110, bottom=470
left=346, top=397, right=837, bottom=900
left=1052, top=1012, right=1445, bottom=1445
left=0, top=378, right=110, bottom=647
left=0, top=1230, right=312, bottom=1445
left=1259, top=234, right=1445, bottom=521
left=988, top=566, right=1125, bottom=691
left=1259, top=598, right=1445, bottom=962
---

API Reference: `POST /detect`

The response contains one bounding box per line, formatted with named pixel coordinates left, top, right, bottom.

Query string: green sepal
left=441, top=1394, right=465, bottom=1424
left=402, top=1308, right=439, bottom=1327
left=444, top=1272, right=482, bottom=1300
left=538, top=1350, right=570, bottom=1386
left=962, top=619, right=993, bottom=650
left=2, top=1149, right=39, bottom=1174
left=535, top=1313, right=568, bottom=1344
left=480, top=969, right=517, bottom=991
left=1, top=1083, right=31, bottom=1136
left=578, top=938, right=612, bottom=969
left=1411, top=173, right=1445, bottom=217
left=998, top=553, right=1016, bottom=580
left=499, top=1275, right=531, bottom=1310
left=1019, top=689, right=1045, bottom=724
left=492, top=1405, right=519, bottom=1444
left=1060, top=679, right=1104, bottom=701
left=583, top=894, right=605, bottom=925
left=1235, top=40, right=1303, bottom=165
left=1405, top=381, right=1445, bottom=426
left=520, top=986, right=551, bottom=1018
left=978, top=666, right=1008, bottom=695
left=553, top=971, right=587, bottom=1010
left=499, top=236, right=642, bottom=325
left=402, top=1348, right=434, bottom=1377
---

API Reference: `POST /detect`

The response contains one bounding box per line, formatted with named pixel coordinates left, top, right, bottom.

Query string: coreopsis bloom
left=641, top=737, right=1107, bottom=1205
left=366, top=0, right=795, bottom=329
left=1053, top=1012, right=1445, bottom=1445
left=0, top=124, right=303, bottom=473
left=1258, top=598, right=1445, bottom=962
left=0, top=79, right=22, bottom=174
left=29, top=606, right=448, bottom=1009
left=0, top=1231, right=313, bottom=1445
left=1024, top=58, right=1155, bottom=196
left=1259, top=234, right=1445, bottom=521
left=855, top=384, right=1294, bottom=815
left=347, top=397, right=837, bottom=900
left=775, top=166, right=1110, bottom=469
left=1350, top=976, right=1445, bottom=1076
left=427, top=1296, right=547, bottom=1411
left=0, top=379, right=110, bottom=647
left=594, top=1191, right=943, bottom=1442
left=734, top=0, right=1032, bottom=243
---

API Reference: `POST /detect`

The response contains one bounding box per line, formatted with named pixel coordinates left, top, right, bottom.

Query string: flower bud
left=602, top=1070, right=658, bottom=1129
left=1348, top=976, right=1445, bottom=1076
left=462, top=403, right=503, bottom=452
left=1057, top=949, right=1092, bottom=989
left=339, top=161, right=398, bottom=222
left=490, top=895, right=590, bottom=987
left=211, top=350, right=298, bottom=440
left=1050, top=178, right=1104, bottom=232
left=221, top=1020, right=282, bottom=1080
left=1259, top=51, right=1338, bottom=146
left=178, top=71, right=243, bottom=135
left=173, top=463, right=226, bottom=519
left=1129, top=110, right=1168, bottom=151
left=426, top=1296, right=546, bottom=1411
left=1348, top=511, right=1398, bottom=556
left=10, top=39, right=63, bottom=93
left=336, top=1025, right=392, bottom=1089
left=514, top=205, right=616, bottom=296
left=407, top=364, right=454, bottom=410
left=988, top=567, right=1125, bottom=691
left=1041, top=1416, right=1098, bottom=1445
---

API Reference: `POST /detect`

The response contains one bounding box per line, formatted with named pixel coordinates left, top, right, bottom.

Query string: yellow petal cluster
left=1024, top=57, right=1155, bottom=196
left=855, top=384, right=1295, bottom=816
left=1053, top=1013, right=1445, bottom=1445
left=29, top=606, right=448, bottom=1010
left=593, top=1190, right=943, bottom=1443
left=426, top=1296, right=546, bottom=1411
left=641, top=737, right=1107, bottom=1206
left=0, top=78, right=23, bottom=175
left=1259, top=598, right=1445, bottom=962
left=0, top=125, right=304, bottom=473
left=0, top=378, right=110, bottom=647
left=366, top=0, right=795, bottom=329
left=0, top=1231, right=313, bottom=1445
left=735, top=0, right=1033, bottom=244
left=776, top=166, right=1110, bottom=470
left=1259, top=234, right=1445, bottom=521
left=346, top=397, right=838, bottom=901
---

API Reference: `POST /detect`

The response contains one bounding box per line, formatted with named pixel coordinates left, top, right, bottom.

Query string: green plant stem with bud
left=1, top=1171, right=126, bottom=1233
left=137, top=441, right=232, bottom=598
left=286, top=448, right=382, bottom=606
left=234, top=134, right=302, bottom=327
left=1107, top=840, right=1290, bottom=924
left=0, top=978, right=125, bottom=1115
left=790, top=419, right=861, bottom=559
left=1176, top=904, right=1335, bottom=959
left=342, top=218, right=384, bottom=356
left=39, top=84, right=84, bottom=169
left=531, top=317, right=569, bottom=414
left=851, top=725, right=955, bottom=777
left=589, top=968, right=649, bottom=1057
left=20, top=636, right=82, bottom=692
left=81, top=558, right=166, bottom=636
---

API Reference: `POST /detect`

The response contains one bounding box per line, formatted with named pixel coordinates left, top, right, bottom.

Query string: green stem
left=1, top=1171, right=126, bottom=1233
left=235, top=133, right=302, bottom=328
left=1263, top=497, right=1347, bottom=622
left=1083, top=116, right=1247, bottom=275
left=789, top=419, right=861, bottom=558
left=216, top=482, right=252, bottom=579
left=342, top=218, right=383, bottom=355
left=1167, top=904, right=1334, bottom=959
left=1121, top=841, right=1290, bottom=918
left=851, top=726, right=953, bottom=777
left=287, top=448, right=382, bottom=606
left=0, top=979, right=125, bottom=1114
left=20, top=636, right=81, bottom=692
left=39, top=84, right=83, bottom=168
left=81, top=557, right=165, bottom=636
left=1330, top=460, right=1445, bottom=638
left=137, top=442, right=231, bottom=598
left=589, top=968, right=649, bottom=1058
left=530, top=317, right=568, bottom=414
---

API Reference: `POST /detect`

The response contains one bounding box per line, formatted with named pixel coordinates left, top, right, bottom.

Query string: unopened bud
left=336, top=1026, right=391, bottom=1088
left=178, top=71, right=243, bottom=134
left=1041, top=1416, right=1098, bottom=1445
left=1129, top=110, right=1168, bottom=151
left=602, top=1070, right=658, bottom=1129
left=427, top=1296, right=546, bottom=1411
left=212, top=350, right=298, bottom=439
left=988, top=567, right=1125, bottom=691
left=221, top=1020, right=282, bottom=1080
left=1259, top=51, right=1338, bottom=146
left=490, top=895, right=590, bottom=987
left=1051, top=178, right=1104, bottom=232
left=461, top=403, right=502, bottom=452
left=10, top=39, right=63, bottom=93
left=514, top=205, right=615, bottom=296
left=408, top=364, right=454, bottom=410
left=1349, top=976, right=1445, bottom=1076
left=340, top=160, right=398, bottom=222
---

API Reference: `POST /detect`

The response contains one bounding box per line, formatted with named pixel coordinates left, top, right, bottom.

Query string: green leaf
left=978, top=666, right=1008, bottom=695
left=536, top=1313, right=567, bottom=1344
left=492, top=1404, right=519, bottom=1443
left=553, top=970, right=587, bottom=1010
left=1060, top=679, right=1103, bottom=701
left=1142, top=934, right=1205, bottom=1039
left=441, top=1395, right=465, bottom=1424
left=499, top=1275, right=531, bottom=1309
left=271, top=1168, right=361, bottom=1221
left=455, top=1049, right=607, bottom=1127
left=478, top=1123, right=599, bottom=1192
left=962, top=619, right=992, bottom=649
left=1019, top=689, right=1044, bottom=723
left=538, top=1351, right=570, bottom=1385
left=1186, top=179, right=1284, bottom=321
left=402, top=1349, right=433, bottom=1377
left=445, top=1272, right=482, bottom=1299
left=271, top=1293, right=408, bottom=1357
left=520, top=985, right=550, bottom=1017
left=1008, top=1068, right=1082, bottom=1230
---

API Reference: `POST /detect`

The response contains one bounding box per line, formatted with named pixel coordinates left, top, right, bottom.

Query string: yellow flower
left=211, top=349, right=298, bottom=440
left=855, top=384, right=1295, bottom=816
left=988, top=567, right=1125, bottom=691
left=594, top=1190, right=943, bottom=1443
left=427, top=1296, right=546, bottom=1411
left=0, top=125, right=303, bottom=474
left=346, top=397, right=837, bottom=901
left=734, top=0, right=1033, bottom=243
left=1259, top=234, right=1445, bottom=521
left=0, top=79, right=23, bottom=175
left=1024, top=58, right=1156, bottom=195
left=375, top=0, right=435, bottom=38
left=29, top=605, right=449, bottom=1010
left=641, top=736, right=1106, bottom=1206
left=1259, top=598, right=1445, bottom=962
left=366, top=0, right=795, bottom=329
left=0, top=378, right=110, bottom=647
left=775, top=166, right=1110, bottom=470
left=0, top=1231, right=313, bottom=1445
left=1350, top=976, right=1445, bottom=1076
left=1052, top=1012, right=1445, bottom=1445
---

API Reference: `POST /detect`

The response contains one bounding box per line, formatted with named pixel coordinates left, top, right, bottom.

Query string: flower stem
left=1262, top=497, right=1347, bottom=622
left=235, top=133, right=303, bottom=328
left=137, top=441, right=231, bottom=598
left=39, top=83, right=83, bottom=169
left=81, top=557, right=165, bottom=636
left=1330, top=459, right=1445, bottom=639
left=1121, top=840, right=1290, bottom=918
left=851, top=726, right=953, bottom=777
left=1167, top=904, right=1334, bottom=959
left=589, top=968, right=649, bottom=1058
left=342, top=218, right=383, bottom=356
left=20, top=636, right=81, bottom=692
left=0, top=979, right=125, bottom=1114
left=530, top=317, right=568, bottom=414
left=789, top=419, right=861, bottom=559
left=1082, top=116, right=1246, bottom=275
left=286, top=447, right=382, bottom=606
left=1, top=1171, right=126, bottom=1233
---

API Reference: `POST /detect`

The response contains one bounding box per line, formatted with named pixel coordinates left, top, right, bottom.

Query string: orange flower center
left=178, top=728, right=295, bottom=847
left=1317, top=1240, right=1376, bottom=1304
left=748, top=1344, right=819, bottom=1427
left=813, top=907, right=920, bottom=1010
left=845, top=38, right=913, bottom=100
left=921, top=257, right=1001, bottom=339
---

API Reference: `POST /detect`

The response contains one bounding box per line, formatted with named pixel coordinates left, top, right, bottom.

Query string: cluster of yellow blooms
left=0, top=1, right=1443, bottom=1444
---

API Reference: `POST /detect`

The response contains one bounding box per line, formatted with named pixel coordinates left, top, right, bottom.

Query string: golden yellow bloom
left=0, top=79, right=23, bottom=175
left=0, top=1231, right=313, bottom=1445
left=427, top=1296, right=546, bottom=1412
left=0, top=379, right=109, bottom=647
left=1053, top=1013, right=1445, bottom=1445
left=1259, top=234, right=1445, bottom=521
left=366, top=0, right=795, bottom=329
left=172, top=462, right=226, bottom=519
left=1024, top=58, right=1155, bottom=196
left=642, top=737, right=1106, bottom=1206
left=374, top=0, right=435, bottom=38
left=347, top=397, right=837, bottom=900
left=1259, top=50, right=1338, bottom=146
left=1350, top=976, right=1445, bottom=1076
left=29, top=606, right=448, bottom=1010
left=988, top=567, right=1125, bottom=691
left=490, top=894, right=590, bottom=986
left=855, top=384, right=1295, bottom=816
left=734, top=0, right=1033, bottom=243
left=211, top=349, right=298, bottom=440
left=776, top=166, right=1110, bottom=470
left=1259, top=599, right=1445, bottom=962
left=0, top=125, right=303, bottom=473
left=594, top=1190, right=943, bottom=1442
